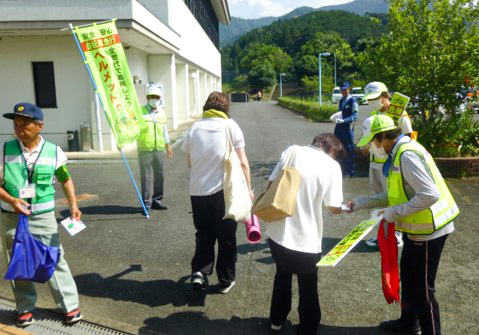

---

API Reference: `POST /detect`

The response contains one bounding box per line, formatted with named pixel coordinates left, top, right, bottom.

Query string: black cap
left=3, top=103, right=44, bottom=122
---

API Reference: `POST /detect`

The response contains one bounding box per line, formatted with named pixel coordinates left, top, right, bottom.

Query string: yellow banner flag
left=72, top=20, right=145, bottom=148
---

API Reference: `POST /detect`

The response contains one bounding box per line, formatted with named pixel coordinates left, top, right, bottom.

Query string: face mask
left=370, top=141, right=387, bottom=157
left=369, top=99, right=383, bottom=111
left=148, top=99, right=160, bottom=108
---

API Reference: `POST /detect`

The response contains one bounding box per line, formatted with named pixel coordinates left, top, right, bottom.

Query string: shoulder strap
left=284, top=146, right=298, bottom=169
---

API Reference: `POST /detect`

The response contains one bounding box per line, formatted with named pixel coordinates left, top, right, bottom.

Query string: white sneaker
left=366, top=235, right=404, bottom=248
left=218, top=281, right=235, bottom=294
left=271, top=323, right=282, bottom=331
left=365, top=237, right=379, bottom=248
left=396, top=233, right=404, bottom=248
left=191, top=272, right=206, bottom=291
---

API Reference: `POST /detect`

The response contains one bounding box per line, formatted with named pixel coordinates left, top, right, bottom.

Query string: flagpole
left=68, top=22, right=150, bottom=219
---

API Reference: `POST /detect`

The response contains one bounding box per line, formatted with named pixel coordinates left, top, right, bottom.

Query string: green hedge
left=277, top=97, right=337, bottom=122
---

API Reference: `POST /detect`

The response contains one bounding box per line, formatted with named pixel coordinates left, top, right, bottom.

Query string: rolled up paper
left=245, top=214, right=261, bottom=244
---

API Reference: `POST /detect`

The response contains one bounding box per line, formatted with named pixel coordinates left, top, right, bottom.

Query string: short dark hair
left=311, top=133, right=345, bottom=161
left=203, top=91, right=230, bottom=114
left=373, top=127, right=402, bottom=142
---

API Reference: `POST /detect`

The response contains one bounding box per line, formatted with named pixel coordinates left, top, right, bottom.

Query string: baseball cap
left=357, top=115, right=396, bottom=147
left=3, top=103, right=44, bottom=122
left=364, top=81, right=388, bottom=100
left=147, top=85, right=162, bottom=97
left=340, top=81, right=351, bottom=90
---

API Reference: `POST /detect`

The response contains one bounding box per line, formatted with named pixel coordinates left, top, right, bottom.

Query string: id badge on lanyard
left=18, top=184, right=36, bottom=199
left=20, top=141, right=46, bottom=200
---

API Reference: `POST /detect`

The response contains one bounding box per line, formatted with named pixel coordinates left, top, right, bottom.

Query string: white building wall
left=148, top=55, right=178, bottom=130
left=176, top=63, right=190, bottom=122
left=169, top=0, right=221, bottom=78
left=0, top=36, right=92, bottom=150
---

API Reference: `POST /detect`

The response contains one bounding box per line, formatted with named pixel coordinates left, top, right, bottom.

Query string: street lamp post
left=334, top=54, right=337, bottom=88
left=318, top=52, right=331, bottom=105
left=279, top=73, right=286, bottom=98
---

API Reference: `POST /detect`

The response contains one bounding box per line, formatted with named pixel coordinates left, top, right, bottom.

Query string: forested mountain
left=220, top=0, right=389, bottom=47
left=321, top=0, right=389, bottom=15
left=222, top=10, right=388, bottom=71
left=219, top=7, right=315, bottom=47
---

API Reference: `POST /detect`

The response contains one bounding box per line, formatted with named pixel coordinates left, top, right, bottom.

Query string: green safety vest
left=1, top=140, right=57, bottom=214
left=137, top=105, right=167, bottom=151
left=387, top=139, right=459, bottom=235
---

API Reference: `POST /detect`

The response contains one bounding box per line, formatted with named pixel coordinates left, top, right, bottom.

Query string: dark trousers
left=138, top=150, right=164, bottom=208
left=334, top=125, right=355, bottom=177
left=399, top=234, right=448, bottom=335
left=269, top=239, right=321, bottom=335
left=190, top=190, right=237, bottom=285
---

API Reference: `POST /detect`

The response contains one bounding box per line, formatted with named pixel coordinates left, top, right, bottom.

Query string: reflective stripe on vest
left=387, top=139, right=459, bottom=235
left=1, top=140, right=57, bottom=214
left=137, top=105, right=167, bottom=150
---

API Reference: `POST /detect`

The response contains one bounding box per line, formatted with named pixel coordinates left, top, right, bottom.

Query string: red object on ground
left=377, top=220, right=400, bottom=304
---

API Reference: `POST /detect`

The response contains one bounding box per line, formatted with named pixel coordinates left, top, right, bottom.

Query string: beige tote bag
left=252, top=147, right=302, bottom=222
left=223, top=122, right=252, bottom=222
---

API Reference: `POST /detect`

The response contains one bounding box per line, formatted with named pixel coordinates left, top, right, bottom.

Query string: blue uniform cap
left=3, top=103, right=44, bottom=122
left=340, top=82, right=351, bottom=90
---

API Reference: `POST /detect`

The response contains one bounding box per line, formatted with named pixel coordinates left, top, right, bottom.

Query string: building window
left=184, top=0, right=219, bottom=49
left=32, top=62, right=57, bottom=108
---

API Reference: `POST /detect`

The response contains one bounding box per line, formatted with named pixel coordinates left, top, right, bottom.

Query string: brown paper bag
left=252, top=148, right=301, bottom=221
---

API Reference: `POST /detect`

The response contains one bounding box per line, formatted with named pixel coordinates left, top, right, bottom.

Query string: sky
left=228, top=0, right=355, bottom=19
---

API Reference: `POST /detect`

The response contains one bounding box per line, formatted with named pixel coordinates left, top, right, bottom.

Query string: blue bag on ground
left=4, top=214, right=60, bottom=283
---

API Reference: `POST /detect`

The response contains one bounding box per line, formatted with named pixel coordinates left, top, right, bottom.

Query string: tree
left=359, top=0, right=479, bottom=123
left=294, top=32, right=354, bottom=87
left=239, top=43, right=292, bottom=90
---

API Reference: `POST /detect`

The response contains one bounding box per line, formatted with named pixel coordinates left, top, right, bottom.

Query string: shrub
left=277, top=97, right=337, bottom=122
left=414, top=111, right=479, bottom=157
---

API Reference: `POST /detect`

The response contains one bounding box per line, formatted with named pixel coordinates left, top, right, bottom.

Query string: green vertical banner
left=72, top=20, right=144, bottom=148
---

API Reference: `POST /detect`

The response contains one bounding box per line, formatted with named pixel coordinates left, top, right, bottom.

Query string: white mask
left=148, top=99, right=160, bottom=109
left=370, top=141, right=387, bottom=157
left=368, top=99, right=384, bottom=111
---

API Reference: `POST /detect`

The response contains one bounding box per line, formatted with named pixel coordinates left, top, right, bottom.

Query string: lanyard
left=20, top=140, right=46, bottom=184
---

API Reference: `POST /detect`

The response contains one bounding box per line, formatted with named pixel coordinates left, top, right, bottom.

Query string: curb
left=65, top=119, right=197, bottom=161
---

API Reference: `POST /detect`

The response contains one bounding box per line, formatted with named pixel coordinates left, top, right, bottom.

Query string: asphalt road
left=0, top=102, right=477, bottom=335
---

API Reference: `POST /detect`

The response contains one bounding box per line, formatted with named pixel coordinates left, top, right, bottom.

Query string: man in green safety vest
left=361, top=82, right=414, bottom=249
left=0, top=103, right=83, bottom=327
left=349, top=114, right=459, bottom=335
left=137, top=85, right=173, bottom=214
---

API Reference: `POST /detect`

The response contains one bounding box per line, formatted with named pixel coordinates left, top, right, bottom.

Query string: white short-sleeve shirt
left=181, top=118, right=245, bottom=196
left=0, top=137, right=67, bottom=183
left=266, top=145, right=343, bottom=254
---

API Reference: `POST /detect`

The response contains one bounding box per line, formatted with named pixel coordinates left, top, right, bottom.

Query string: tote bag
left=252, top=147, right=302, bottom=222
left=4, top=214, right=60, bottom=283
left=223, top=122, right=252, bottom=222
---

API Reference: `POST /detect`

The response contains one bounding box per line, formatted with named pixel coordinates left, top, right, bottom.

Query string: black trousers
left=138, top=150, right=164, bottom=208
left=269, top=239, right=321, bottom=335
left=190, top=190, right=237, bottom=285
left=400, top=234, right=448, bottom=335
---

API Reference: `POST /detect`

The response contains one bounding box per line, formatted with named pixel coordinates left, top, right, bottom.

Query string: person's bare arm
left=235, top=147, right=254, bottom=201
left=327, top=206, right=342, bottom=214
left=0, top=187, right=30, bottom=215
left=61, top=178, right=81, bottom=220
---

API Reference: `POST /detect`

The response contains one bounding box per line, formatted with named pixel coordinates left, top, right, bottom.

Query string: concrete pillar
left=147, top=54, right=178, bottom=130
left=176, top=62, right=190, bottom=121
left=189, top=69, right=200, bottom=117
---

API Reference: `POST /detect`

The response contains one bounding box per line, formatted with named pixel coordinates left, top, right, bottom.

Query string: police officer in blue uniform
left=333, top=82, right=358, bottom=177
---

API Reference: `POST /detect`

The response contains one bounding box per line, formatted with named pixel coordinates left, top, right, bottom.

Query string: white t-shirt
left=0, top=137, right=68, bottom=183
left=181, top=118, right=245, bottom=196
left=266, top=145, right=343, bottom=254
